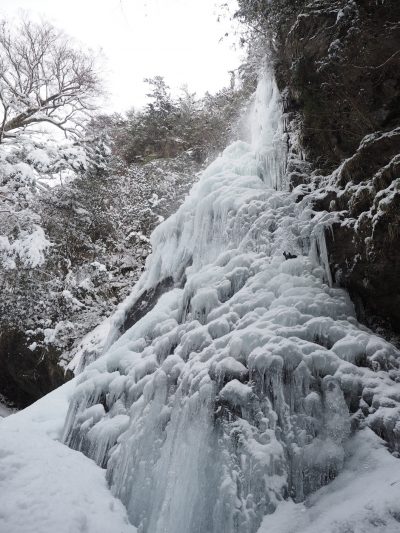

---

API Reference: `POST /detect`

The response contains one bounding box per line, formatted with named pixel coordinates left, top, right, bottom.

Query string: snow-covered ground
left=0, top=380, right=136, bottom=533
left=260, top=429, right=400, bottom=533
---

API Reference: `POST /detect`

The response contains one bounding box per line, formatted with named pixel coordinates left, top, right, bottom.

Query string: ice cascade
left=63, top=73, right=400, bottom=533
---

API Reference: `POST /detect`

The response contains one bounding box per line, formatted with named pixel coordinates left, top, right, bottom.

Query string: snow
left=0, top=225, right=51, bottom=269
left=65, top=278, right=168, bottom=373
left=90, top=261, right=107, bottom=271
left=259, top=429, right=400, bottom=533
left=219, top=379, right=253, bottom=405
left=27, top=147, right=51, bottom=169
left=0, top=380, right=136, bottom=533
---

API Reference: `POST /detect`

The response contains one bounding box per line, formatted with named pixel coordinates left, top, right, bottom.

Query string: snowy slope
left=0, top=380, right=136, bottom=533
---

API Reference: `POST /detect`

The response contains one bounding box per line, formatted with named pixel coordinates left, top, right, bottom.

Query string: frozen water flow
left=63, top=72, right=400, bottom=532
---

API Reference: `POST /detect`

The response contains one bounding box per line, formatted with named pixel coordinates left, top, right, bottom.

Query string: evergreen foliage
left=107, top=76, right=252, bottom=165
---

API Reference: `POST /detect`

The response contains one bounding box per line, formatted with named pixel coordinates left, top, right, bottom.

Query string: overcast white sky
left=0, top=0, right=242, bottom=111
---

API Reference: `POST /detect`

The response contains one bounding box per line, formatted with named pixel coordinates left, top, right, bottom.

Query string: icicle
left=310, top=224, right=333, bottom=287
left=247, top=72, right=287, bottom=190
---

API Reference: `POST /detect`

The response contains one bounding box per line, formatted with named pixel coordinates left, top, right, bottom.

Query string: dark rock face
left=320, top=130, right=400, bottom=335
left=276, top=0, right=400, bottom=172
left=121, top=276, right=175, bottom=334
left=273, top=0, right=400, bottom=337
left=0, top=327, right=71, bottom=408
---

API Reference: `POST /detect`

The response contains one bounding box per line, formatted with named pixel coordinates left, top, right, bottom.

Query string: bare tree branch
left=0, top=17, right=103, bottom=143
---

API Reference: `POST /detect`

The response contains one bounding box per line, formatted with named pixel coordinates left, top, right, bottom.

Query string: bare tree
left=0, top=18, right=102, bottom=143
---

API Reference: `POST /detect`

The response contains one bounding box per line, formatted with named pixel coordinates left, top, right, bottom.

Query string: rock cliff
left=272, top=0, right=400, bottom=338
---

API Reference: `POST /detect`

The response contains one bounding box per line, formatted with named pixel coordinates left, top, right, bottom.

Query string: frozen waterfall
left=63, top=72, right=400, bottom=533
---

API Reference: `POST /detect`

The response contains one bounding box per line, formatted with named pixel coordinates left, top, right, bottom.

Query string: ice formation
left=63, top=73, right=400, bottom=532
